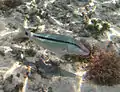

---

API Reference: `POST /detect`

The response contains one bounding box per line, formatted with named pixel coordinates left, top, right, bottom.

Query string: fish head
left=67, top=39, right=90, bottom=57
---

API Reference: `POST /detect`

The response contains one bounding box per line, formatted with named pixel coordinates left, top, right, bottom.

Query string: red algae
left=85, top=47, right=120, bottom=86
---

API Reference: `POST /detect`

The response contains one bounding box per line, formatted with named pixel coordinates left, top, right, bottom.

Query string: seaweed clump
left=86, top=19, right=110, bottom=39
left=85, top=48, right=120, bottom=86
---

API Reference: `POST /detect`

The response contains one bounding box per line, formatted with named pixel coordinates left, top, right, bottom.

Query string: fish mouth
left=79, top=48, right=90, bottom=57
left=82, top=50, right=90, bottom=57
left=78, top=42, right=90, bottom=56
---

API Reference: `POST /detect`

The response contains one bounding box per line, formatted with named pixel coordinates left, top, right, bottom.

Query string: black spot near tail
left=25, top=31, right=28, bottom=36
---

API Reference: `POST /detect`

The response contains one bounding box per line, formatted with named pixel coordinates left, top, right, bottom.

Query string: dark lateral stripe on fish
left=33, top=34, right=81, bottom=49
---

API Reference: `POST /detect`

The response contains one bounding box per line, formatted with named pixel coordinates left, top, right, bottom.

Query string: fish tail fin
left=24, top=28, right=32, bottom=37
left=23, top=16, right=32, bottom=38
left=20, top=25, right=32, bottom=38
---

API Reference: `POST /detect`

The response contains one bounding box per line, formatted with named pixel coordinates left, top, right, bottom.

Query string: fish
left=24, top=29, right=90, bottom=58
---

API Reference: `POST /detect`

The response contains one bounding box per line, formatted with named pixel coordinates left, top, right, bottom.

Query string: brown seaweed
left=85, top=48, right=120, bottom=86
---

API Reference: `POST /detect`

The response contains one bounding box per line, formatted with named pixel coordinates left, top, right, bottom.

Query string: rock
left=3, top=62, right=28, bottom=92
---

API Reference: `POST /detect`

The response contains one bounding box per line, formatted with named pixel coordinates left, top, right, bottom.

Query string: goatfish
left=24, top=29, right=90, bottom=58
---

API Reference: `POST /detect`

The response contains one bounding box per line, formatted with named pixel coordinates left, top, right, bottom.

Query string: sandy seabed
left=0, top=0, right=120, bottom=92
